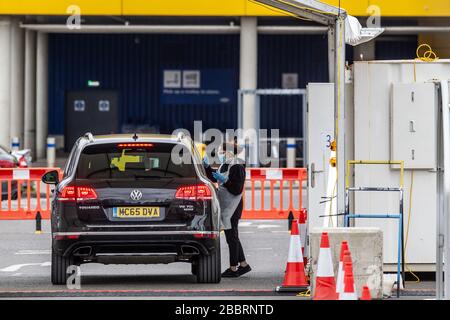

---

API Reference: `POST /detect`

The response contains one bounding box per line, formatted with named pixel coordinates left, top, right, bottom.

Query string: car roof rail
left=84, top=132, right=94, bottom=142
left=176, top=131, right=186, bottom=142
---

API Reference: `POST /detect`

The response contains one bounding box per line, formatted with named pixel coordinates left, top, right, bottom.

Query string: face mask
left=218, top=153, right=226, bottom=164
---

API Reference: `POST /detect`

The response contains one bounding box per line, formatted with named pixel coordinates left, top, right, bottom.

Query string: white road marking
left=238, top=222, right=253, bottom=227
left=0, top=262, right=51, bottom=272
left=256, top=248, right=273, bottom=250
left=271, top=230, right=290, bottom=233
left=240, top=231, right=255, bottom=234
left=15, top=250, right=51, bottom=255
left=256, top=225, right=281, bottom=229
left=11, top=273, right=22, bottom=277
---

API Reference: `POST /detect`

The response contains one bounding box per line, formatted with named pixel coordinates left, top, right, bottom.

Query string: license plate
left=113, top=207, right=160, bottom=218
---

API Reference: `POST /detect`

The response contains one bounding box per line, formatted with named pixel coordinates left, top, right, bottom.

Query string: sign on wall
left=282, top=73, right=298, bottom=89
left=161, top=69, right=234, bottom=105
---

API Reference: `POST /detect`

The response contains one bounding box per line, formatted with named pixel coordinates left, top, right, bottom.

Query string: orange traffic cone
left=343, top=253, right=357, bottom=294
left=361, top=285, right=372, bottom=300
left=313, top=232, right=337, bottom=300
left=339, top=265, right=358, bottom=300
left=336, top=242, right=349, bottom=296
left=298, top=209, right=308, bottom=266
left=276, top=219, right=309, bottom=292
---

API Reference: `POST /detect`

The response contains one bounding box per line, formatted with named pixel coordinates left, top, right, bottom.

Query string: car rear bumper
left=52, top=231, right=220, bottom=264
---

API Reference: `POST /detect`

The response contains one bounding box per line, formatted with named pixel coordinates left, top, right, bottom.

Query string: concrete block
left=310, top=227, right=383, bottom=299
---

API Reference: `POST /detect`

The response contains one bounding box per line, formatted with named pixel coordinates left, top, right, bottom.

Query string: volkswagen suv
left=42, top=133, right=221, bottom=284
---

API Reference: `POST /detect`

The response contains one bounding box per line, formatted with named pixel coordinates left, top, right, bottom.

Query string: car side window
left=191, top=142, right=207, bottom=177
left=64, top=141, right=80, bottom=177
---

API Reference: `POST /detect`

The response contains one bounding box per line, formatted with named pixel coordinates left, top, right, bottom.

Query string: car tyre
left=51, top=248, right=74, bottom=285
left=191, top=260, right=197, bottom=275
left=196, top=239, right=221, bottom=283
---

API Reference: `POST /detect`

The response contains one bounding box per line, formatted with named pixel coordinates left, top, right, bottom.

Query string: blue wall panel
left=49, top=33, right=413, bottom=141
left=49, top=34, right=240, bottom=136
left=375, top=36, right=418, bottom=60
left=258, top=34, right=329, bottom=138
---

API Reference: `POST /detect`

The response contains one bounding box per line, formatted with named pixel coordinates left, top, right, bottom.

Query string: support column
left=327, top=25, right=335, bottom=82
left=0, top=18, right=11, bottom=147
left=240, top=17, right=258, bottom=165
left=36, top=32, right=48, bottom=160
left=10, top=18, right=25, bottom=146
left=24, top=29, right=36, bottom=156
left=335, top=17, right=346, bottom=219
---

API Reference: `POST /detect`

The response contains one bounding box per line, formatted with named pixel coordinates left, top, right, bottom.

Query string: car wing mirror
left=42, top=170, right=59, bottom=185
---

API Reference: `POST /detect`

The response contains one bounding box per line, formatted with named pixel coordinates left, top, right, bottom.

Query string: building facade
left=0, top=0, right=449, bottom=158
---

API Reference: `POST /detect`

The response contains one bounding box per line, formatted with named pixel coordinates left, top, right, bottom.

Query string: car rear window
left=76, top=143, right=197, bottom=179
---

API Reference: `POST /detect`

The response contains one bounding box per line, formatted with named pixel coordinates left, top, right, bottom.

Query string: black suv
left=42, top=133, right=221, bottom=284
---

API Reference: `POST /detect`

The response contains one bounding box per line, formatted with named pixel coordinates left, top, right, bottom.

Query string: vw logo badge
left=130, top=189, right=143, bottom=201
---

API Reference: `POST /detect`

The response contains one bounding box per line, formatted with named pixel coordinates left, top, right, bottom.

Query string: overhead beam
left=256, top=0, right=337, bottom=25
left=20, top=24, right=450, bottom=34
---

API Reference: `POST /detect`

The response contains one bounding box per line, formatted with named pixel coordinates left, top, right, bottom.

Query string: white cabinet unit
left=391, top=83, right=437, bottom=169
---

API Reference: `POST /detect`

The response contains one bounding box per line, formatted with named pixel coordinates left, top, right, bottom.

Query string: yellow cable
left=402, top=44, right=438, bottom=283
left=403, top=170, right=420, bottom=283
left=333, top=18, right=344, bottom=206
left=328, top=178, right=337, bottom=227
left=416, top=43, right=439, bottom=62
left=413, top=43, right=438, bottom=82
left=296, top=289, right=311, bottom=297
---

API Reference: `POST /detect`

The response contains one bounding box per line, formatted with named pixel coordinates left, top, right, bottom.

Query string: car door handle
left=310, top=163, right=323, bottom=188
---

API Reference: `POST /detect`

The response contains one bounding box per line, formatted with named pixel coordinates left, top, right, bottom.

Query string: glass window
left=76, top=143, right=196, bottom=180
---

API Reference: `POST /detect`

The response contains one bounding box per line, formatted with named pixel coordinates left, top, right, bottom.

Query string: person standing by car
left=203, top=142, right=251, bottom=278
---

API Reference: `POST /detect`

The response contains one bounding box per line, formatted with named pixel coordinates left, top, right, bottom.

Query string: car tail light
left=59, top=186, right=97, bottom=201
left=193, top=233, right=218, bottom=239
left=117, top=143, right=153, bottom=148
left=0, top=160, right=15, bottom=168
left=54, top=234, right=80, bottom=240
left=175, top=184, right=212, bottom=200
left=18, top=156, right=27, bottom=168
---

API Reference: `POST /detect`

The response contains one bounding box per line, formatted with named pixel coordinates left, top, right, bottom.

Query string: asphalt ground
left=0, top=219, right=437, bottom=300
left=0, top=219, right=296, bottom=298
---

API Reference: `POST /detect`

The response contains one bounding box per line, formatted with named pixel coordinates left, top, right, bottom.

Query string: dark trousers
left=224, top=201, right=246, bottom=267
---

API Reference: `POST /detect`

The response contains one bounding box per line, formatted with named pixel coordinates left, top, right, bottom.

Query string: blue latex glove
left=202, top=156, right=209, bottom=168
left=212, top=171, right=227, bottom=184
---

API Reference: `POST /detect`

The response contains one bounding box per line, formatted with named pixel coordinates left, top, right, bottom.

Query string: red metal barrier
left=0, top=168, right=62, bottom=220
left=1, top=167, right=306, bottom=220
left=242, top=168, right=307, bottom=219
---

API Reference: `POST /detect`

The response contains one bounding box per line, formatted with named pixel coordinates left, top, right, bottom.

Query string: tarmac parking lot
left=0, top=218, right=436, bottom=299
left=0, top=219, right=293, bottom=298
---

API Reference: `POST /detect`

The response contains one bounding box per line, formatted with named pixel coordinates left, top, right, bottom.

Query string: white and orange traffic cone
left=276, top=219, right=309, bottom=292
left=343, top=252, right=357, bottom=294
left=313, top=232, right=337, bottom=300
left=336, top=242, right=349, bottom=297
left=298, top=209, right=308, bottom=266
left=339, top=265, right=358, bottom=300
left=361, top=285, right=372, bottom=300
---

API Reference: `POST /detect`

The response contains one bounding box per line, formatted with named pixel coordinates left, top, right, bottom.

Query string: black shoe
left=238, top=264, right=252, bottom=276
left=221, top=268, right=239, bottom=278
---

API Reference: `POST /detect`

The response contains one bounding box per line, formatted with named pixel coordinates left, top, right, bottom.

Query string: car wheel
left=191, top=260, right=197, bottom=275
left=196, top=239, right=221, bottom=283
left=51, top=249, right=74, bottom=285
